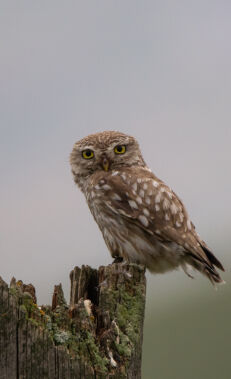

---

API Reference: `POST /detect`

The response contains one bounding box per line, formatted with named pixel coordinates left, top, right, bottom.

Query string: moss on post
left=0, top=263, right=146, bottom=378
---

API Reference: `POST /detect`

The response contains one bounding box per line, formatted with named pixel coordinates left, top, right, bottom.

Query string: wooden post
left=0, top=263, right=146, bottom=378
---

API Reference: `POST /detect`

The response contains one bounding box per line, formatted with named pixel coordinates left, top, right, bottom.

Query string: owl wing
left=95, top=167, right=224, bottom=273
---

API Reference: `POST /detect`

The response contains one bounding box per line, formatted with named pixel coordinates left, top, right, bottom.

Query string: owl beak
left=102, top=157, right=110, bottom=172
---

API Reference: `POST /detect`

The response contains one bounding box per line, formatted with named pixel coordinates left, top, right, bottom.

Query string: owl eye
left=82, top=149, right=94, bottom=159
left=114, top=145, right=126, bottom=154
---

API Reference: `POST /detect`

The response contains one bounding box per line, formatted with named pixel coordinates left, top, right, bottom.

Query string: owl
left=70, top=131, right=224, bottom=285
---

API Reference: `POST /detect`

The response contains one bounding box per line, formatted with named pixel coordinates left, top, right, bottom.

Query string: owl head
left=70, top=131, right=145, bottom=187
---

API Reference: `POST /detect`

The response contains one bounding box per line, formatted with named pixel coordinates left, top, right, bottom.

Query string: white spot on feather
left=165, top=213, right=170, bottom=220
left=179, top=212, right=184, bottom=222
left=91, top=191, right=96, bottom=198
left=176, top=221, right=181, bottom=228
left=132, top=182, right=138, bottom=191
left=102, top=184, right=111, bottom=191
left=139, top=189, right=145, bottom=198
left=145, top=197, right=151, bottom=205
left=112, top=193, right=122, bottom=201
left=118, top=209, right=131, bottom=217
left=121, top=173, right=127, bottom=181
left=136, top=196, right=143, bottom=204
left=111, top=171, right=119, bottom=176
left=128, top=200, right=138, bottom=209
left=143, top=183, right=148, bottom=190
left=152, top=180, right=159, bottom=188
left=137, top=178, right=142, bottom=183
left=166, top=191, right=173, bottom=199
left=155, top=192, right=162, bottom=203
left=143, top=208, right=150, bottom=217
left=163, top=198, right=170, bottom=210
left=170, top=203, right=178, bottom=215
left=155, top=204, right=160, bottom=211
left=138, top=215, right=149, bottom=227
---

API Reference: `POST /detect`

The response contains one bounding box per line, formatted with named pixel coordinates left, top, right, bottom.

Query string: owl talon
left=112, top=257, right=124, bottom=264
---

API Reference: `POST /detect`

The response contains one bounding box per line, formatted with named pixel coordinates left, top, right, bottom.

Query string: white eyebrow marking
left=111, top=171, right=119, bottom=176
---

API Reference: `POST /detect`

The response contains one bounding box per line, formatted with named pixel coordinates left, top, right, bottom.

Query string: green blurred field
left=142, top=269, right=230, bottom=379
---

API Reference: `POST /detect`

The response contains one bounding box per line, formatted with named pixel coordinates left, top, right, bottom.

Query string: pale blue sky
left=1, top=1, right=231, bottom=307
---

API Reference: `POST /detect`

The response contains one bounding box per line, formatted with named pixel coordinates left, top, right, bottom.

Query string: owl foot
left=112, top=256, right=124, bottom=264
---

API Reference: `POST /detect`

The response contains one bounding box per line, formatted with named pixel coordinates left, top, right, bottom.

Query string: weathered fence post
left=0, top=263, right=146, bottom=378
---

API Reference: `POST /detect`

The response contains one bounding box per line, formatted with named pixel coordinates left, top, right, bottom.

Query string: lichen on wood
left=0, top=263, right=146, bottom=378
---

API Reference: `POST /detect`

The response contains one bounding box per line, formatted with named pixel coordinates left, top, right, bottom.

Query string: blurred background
left=1, top=1, right=230, bottom=378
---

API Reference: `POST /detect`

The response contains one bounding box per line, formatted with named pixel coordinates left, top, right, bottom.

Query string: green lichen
left=79, top=330, right=108, bottom=374
left=9, top=287, right=18, bottom=297
left=116, top=287, right=145, bottom=344
left=4, top=264, right=146, bottom=377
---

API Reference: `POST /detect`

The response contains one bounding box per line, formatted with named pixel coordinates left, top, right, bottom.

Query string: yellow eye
left=82, top=149, right=94, bottom=159
left=114, top=145, right=126, bottom=154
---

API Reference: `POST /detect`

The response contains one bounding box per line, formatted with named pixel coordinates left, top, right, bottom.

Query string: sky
left=1, top=2, right=231, bottom=376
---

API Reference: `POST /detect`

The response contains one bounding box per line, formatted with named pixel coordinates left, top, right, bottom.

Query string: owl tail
left=185, top=244, right=225, bottom=286
left=203, top=265, right=225, bottom=286
left=200, top=244, right=225, bottom=286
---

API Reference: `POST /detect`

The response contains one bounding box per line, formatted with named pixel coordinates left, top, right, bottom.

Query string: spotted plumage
left=70, top=131, right=224, bottom=285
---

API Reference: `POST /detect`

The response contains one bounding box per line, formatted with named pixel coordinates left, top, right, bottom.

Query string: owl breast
left=84, top=172, right=185, bottom=274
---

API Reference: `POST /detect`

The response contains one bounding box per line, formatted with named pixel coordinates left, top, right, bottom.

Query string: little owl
left=70, top=131, right=224, bottom=285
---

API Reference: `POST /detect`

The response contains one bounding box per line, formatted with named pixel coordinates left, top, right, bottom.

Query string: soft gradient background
left=1, top=2, right=230, bottom=378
